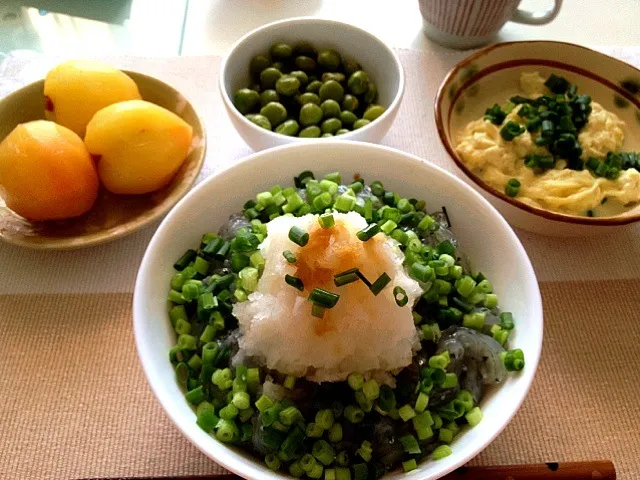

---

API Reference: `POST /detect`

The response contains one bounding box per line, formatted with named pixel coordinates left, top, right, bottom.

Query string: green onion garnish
left=500, top=348, right=525, bottom=371
left=356, top=270, right=372, bottom=288
left=356, top=223, right=380, bottom=242
left=370, top=273, right=391, bottom=296
left=393, top=286, right=408, bottom=306
left=173, top=249, right=196, bottom=271
left=311, top=304, right=326, bottom=318
left=288, top=226, right=309, bottom=246
left=499, top=121, right=525, bottom=141
left=283, top=250, right=296, bottom=264
left=308, top=288, right=340, bottom=308
left=285, top=274, right=304, bottom=291
left=318, top=213, right=335, bottom=229
left=505, top=178, right=521, bottom=197
left=334, top=268, right=360, bottom=287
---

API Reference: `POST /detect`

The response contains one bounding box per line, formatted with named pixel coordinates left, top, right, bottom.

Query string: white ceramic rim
left=133, top=141, right=543, bottom=480
left=218, top=17, right=406, bottom=143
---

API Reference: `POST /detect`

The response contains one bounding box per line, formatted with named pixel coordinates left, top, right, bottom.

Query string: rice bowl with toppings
left=158, top=169, right=527, bottom=478
left=134, top=141, right=542, bottom=480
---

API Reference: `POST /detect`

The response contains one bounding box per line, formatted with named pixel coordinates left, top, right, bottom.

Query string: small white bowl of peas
left=219, top=17, right=405, bottom=151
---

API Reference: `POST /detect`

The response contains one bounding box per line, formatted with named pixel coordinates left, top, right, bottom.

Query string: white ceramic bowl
left=219, top=17, right=404, bottom=151
left=134, top=142, right=542, bottom=480
left=435, top=41, right=640, bottom=236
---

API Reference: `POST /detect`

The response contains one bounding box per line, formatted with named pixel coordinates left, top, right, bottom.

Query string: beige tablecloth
left=1, top=47, right=640, bottom=480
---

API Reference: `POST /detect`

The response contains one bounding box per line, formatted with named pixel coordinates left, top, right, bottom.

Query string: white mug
left=418, top=0, right=563, bottom=49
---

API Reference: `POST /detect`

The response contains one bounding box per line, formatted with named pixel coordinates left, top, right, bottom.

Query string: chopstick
left=77, top=460, right=615, bottom=480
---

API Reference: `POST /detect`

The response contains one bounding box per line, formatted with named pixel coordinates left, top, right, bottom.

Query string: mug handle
left=511, top=0, right=563, bottom=25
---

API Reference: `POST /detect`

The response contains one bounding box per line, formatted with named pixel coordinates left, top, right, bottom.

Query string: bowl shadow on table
left=0, top=70, right=205, bottom=249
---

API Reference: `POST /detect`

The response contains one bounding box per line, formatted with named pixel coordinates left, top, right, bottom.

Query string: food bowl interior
left=0, top=71, right=205, bottom=249
left=220, top=18, right=402, bottom=144
left=437, top=41, right=640, bottom=226
left=134, top=142, right=542, bottom=480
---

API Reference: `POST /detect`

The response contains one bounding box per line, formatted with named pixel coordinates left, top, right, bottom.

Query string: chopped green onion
left=402, top=459, right=417, bottom=472
left=334, top=269, right=360, bottom=287
left=231, top=391, right=250, bottom=410
left=410, top=263, right=434, bottom=283
left=398, top=404, right=416, bottom=422
left=414, top=392, right=429, bottom=413
left=462, top=311, right=486, bottom=330
left=370, top=272, right=391, bottom=295
left=500, top=311, right=515, bottom=330
left=505, top=178, right=521, bottom=197
left=344, top=405, right=364, bottom=423
left=399, top=434, right=421, bottom=454
left=377, top=384, right=396, bottom=412
left=356, top=440, right=373, bottom=462
left=362, top=379, right=380, bottom=401
left=327, top=423, right=342, bottom=442
left=284, top=375, right=296, bottom=390
left=316, top=409, right=334, bottom=430
left=309, top=288, right=340, bottom=308
left=336, top=451, right=350, bottom=467
left=285, top=274, right=304, bottom=291
left=432, top=445, right=452, bottom=461
left=288, top=226, right=309, bottom=246
left=428, top=351, right=450, bottom=369
left=306, top=422, right=324, bottom=438
left=501, top=348, right=526, bottom=371
left=301, top=453, right=317, bottom=474
left=174, top=249, right=197, bottom=271
left=289, top=461, right=304, bottom=478
left=265, top=453, right=281, bottom=471
left=347, top=372, right=364, bottom=390
left=283, top=250, right=297, bottom=264
left=439, top=427, right=454, bottom=444
left=500, top=120, right=525, bottom=141
left=255, top=395, right=273, bottom=413
left=308, top=464, right=324, bottom=479
left=215, top=419, right=239, bottom=443
left=442, top=372, right=458, bottom=389
left=393, top=286, right=408, bottom=306
left=352, top=464, right=368, bottom=480
left=185, top=385, right=205, bottom=405
left=219, top=403, right=239, bottom=420
left=356, top=223, right=380, bottom=241
left=318, top=213, right=335, bottom=229
left=312, top=440, right=335, bottom=466
left=334, top=194, right=356, bottom=213
left=465, top=406, right=483, bottom=427
left=279, top=406, right=303, bottom=426
left=196, top=402, right=218, bottom=433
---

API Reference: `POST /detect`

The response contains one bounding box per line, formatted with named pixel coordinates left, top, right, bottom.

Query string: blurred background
left=1, top=0, right=639, bottom=57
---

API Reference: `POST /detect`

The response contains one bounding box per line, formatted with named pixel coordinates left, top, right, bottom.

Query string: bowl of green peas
left=219, top=17, right=405, bottom=150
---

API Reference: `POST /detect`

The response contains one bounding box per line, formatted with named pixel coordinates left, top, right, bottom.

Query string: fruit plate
left=0, top=71, right=206, bottom=250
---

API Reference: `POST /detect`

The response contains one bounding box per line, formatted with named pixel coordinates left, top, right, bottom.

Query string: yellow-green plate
left=0, top=71, right=206, bottom=249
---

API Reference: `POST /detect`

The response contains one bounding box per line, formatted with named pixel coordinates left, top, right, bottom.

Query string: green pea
left=270, top=43, right=293, bottom=60
left=321, top=99, right=341, bottom=119
left=317, top=49, right=341, bottom=71
left=319, top=80, right=344, bottom=102
left=260, top=67, right=283, bottom=89
left=260, top=101, right=287, bottom=127
left=289, top=70, right=309, bottom=88
left=298, top=93, right=321, bottom=106
left=233, top=88, right=260, bottom=114
left=249, top=83, right=262, bottom=93
left=341, top=94, right=359, bottom=112
left=276, top=75, right=301, bottom=96
left=321, top=117, right=342, bottom=134
left=275, top=119, right=300, bottom=136
left=335, top=128, right=350, bottom=135
left=293, top=41, right=317, bottom=57
left=294, top=55, right=317, bottom=72
left=348, top=70, right=370, bottom=95
left=246, top=113, right=272, bottom=131
left=271, top=61, right=285, bottom=72
left=321, top=133, right=334, bottom=138
left=250, top=54, right=271, bottom=77
left=260, top=89, right=280, bottom=106
left=306, top=80, right=323, bottom=94
left=364, top=82, right=378, bottom=104
left=299, top=126, right=322, bottom=138
left=353, top=118, right=371, bottom=130
left=299, top=103, right=323, bottom=126
left=308, top=75, right=318, bottom=83
left=340, top=110, right=358, bottom=126
left=342, top=58, right=361, bottom=77
left=321, top=72, right=346, bottom=84
left=363, top=104, right=386, bottom=121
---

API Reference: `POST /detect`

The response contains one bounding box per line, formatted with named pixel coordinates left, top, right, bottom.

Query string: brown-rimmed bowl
left=0, top=71, right=206, bottom=249
left=435, top=41, right=640, bottom=236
